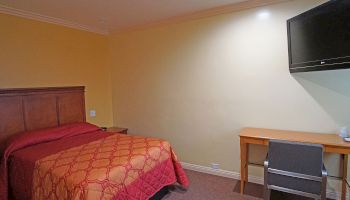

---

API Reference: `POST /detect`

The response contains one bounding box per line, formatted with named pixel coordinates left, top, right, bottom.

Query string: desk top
left=240, top=127, right=350, bottom=148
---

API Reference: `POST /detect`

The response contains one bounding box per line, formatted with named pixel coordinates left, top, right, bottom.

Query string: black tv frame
left=287, top=0, right=350, bottom=73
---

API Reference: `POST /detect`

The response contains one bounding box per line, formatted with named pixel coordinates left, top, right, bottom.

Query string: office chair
left=264, top=140, right=327, bottom=200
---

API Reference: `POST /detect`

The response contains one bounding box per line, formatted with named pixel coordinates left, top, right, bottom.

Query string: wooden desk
left=240, top=127, right=350, bottom=200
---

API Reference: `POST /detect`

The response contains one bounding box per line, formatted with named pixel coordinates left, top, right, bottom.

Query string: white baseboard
left=180, top=162, right=346, bottom=200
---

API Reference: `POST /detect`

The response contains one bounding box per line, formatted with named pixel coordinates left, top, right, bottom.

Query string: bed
left=0, top=86, right=188, bottom=200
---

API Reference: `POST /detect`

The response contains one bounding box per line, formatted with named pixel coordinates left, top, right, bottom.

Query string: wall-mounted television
left=287, top=0, right=350, bottom=73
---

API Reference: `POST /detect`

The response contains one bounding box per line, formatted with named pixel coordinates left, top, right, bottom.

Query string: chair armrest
left=264, top=160, right=269, bottom=187
left=264, top=160, right=269, bottom=168
left=321, top=164, right=327, bottom=199
left=322, top=164, right=327, bottom=178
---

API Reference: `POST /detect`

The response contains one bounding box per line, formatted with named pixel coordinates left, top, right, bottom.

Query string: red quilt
left=0, top=123, right=189, bottom=200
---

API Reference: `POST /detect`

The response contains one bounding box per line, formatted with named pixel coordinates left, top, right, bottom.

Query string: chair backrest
left=268, top=140, right=324, bottom=177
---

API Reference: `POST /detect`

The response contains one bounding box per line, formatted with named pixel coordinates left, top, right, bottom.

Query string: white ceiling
left=0, top=0, right=248, bottom=34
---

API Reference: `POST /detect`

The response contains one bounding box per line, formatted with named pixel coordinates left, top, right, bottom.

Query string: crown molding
left=0, top=4, right=108, bottom=35
left=0, top=0, right=291, bottom=35
left=112, top=0, right=291, bottom=34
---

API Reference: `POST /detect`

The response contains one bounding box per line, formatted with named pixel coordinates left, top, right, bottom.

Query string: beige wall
left=0, top=13, right=113, bottom=126
left=4, top=0, right=347, bottom=194
left=110, top=0, right=350, bottom=193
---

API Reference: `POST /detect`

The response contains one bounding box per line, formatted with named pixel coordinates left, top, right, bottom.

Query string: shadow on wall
left=292, top=69, right=350, bottom=128
left=292, top=69, right=350, bottom=179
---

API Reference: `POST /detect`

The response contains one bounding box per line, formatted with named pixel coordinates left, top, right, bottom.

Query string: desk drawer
left=325, top=146, right=350, bottom=154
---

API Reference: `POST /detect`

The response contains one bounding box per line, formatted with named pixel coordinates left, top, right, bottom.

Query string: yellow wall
left=0, top=13, right=113, bottom=126
left=110, top=0, right=350, bottom=194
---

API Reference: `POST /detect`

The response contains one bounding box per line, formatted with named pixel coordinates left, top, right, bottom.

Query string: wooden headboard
left=0, top=86, right=86, bottom=144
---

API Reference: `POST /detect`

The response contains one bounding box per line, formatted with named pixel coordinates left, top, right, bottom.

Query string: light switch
left=89, top=110, right=96, bottom=117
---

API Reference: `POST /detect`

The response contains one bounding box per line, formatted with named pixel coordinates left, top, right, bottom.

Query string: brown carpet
left=163, top=169, right=325, bottom=200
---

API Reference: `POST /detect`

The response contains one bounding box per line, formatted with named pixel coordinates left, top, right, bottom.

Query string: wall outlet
left=211, top=163, right=220, bottom=170
left=89, top=110, right=96, bottom=117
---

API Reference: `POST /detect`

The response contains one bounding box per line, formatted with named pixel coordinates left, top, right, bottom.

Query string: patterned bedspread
left=0, top=123, right=188, bottom=200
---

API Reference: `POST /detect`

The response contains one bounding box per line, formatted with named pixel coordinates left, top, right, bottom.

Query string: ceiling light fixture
left=257, top=10, right=271, bottom=20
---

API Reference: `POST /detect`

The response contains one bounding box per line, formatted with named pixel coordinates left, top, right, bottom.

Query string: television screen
left=287, top=0, right=350, bottom=73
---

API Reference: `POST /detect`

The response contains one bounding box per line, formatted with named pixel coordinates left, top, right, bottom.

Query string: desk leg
left=341, top=154, right=348, bottom=200
left=240, top=139, right=248, bottom=194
